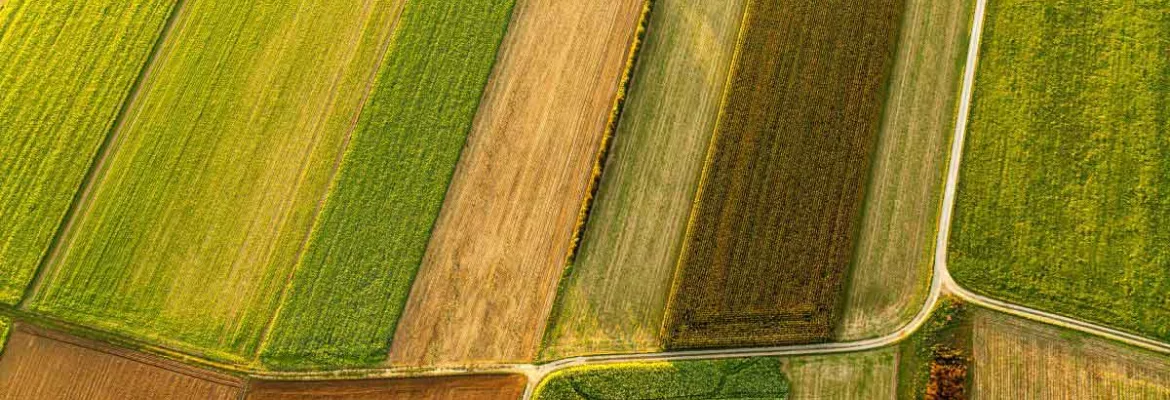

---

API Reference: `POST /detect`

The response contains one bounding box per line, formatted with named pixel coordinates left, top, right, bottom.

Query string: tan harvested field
left=540, top=0, right=748, bottom=360
left=837, top=0, right=975, bottom=340
left=389, top=0, right=646, bottom=367
left=0, top=324, right=242, bottom=400
left=784, top=348, right=899, bottom=400
left=246, top=374, right=526, bottom=400
left=972, top=311, right=1170, bottom=399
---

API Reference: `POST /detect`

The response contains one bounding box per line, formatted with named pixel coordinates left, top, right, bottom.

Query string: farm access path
left=4, top=0, right=1168, bottom=397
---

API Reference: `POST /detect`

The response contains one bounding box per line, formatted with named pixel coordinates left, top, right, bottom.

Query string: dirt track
left=388, top=0, right=646, bottom=367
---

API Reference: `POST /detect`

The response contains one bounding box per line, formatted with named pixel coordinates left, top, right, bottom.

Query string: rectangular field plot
left=0, top=0, right=178, bottom=304
left=973, top=311, right=1170, bottom=399
left=0, top=324, right=243, bottom=400
left=259, top=0, right=517, bottom=369
left=540, top=0, right=749, bottom=360
left=836, top=0, right=975, bottom=340
left=246, top=374, right=526, bottom=400
left=534, top=358, right=790, bottom=399
left=29, top=0, right=407, bottom=362
left=388, top=0, right=647, bottom=367
left=783, top=349, right=898, bottom=400
left=664, top=0, right=905, bottom=348
left=949, top=0, right=1170, bottom=342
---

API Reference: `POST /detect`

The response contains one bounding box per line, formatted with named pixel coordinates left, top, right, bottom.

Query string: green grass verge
left=0, top=0, right=178, bottom=304
left=950, top=0, right=1170, bottom=342
left=0, top=318, right=8, bottom=354
left=29, top=0, right=405, bottom=363
left=258, top=0, right=517, bottom=370
left=534, top=358, right=790, bottom=399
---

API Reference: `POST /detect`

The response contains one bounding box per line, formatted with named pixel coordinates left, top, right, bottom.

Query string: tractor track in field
left=9, top=0, right=1170, bottom=398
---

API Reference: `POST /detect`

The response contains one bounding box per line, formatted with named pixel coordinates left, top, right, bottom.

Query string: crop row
left=664, top=0, right=905, bottom=349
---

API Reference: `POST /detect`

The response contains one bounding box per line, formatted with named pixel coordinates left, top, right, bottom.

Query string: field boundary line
left=251, top=0, right=412, bottom=362
left=539, top=0, right=656, bottom=359
left=656, top=0, right=756, bottom=346
left=17, top=0, right=189, bottom=309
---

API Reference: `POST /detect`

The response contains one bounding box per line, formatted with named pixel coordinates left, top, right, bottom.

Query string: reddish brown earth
left=0, top=324, right=242, bottom=400
left=246, top=374, right=527, bottom=400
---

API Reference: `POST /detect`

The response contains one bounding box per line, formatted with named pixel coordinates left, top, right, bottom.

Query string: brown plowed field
left=663, top=0, right=905, bottom=349
left=0, top=324, right=242, bottom=400
left=388, top=0, right=646, bottom=367
left=246, top=374, right=527, bottom=400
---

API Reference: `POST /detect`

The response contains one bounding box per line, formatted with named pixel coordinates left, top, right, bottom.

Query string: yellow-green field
left=30, top=0, right=407, bottom=362
left=540, top=0, right=748, bottom=360
left=0, top=0, right=178, bottom=304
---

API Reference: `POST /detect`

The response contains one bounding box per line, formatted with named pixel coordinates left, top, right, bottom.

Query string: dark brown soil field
left=246, top=374, right=527, bottom=399
left=663, top=0, right=905, bottom=349
left=0, top=324, right=242, bottom=399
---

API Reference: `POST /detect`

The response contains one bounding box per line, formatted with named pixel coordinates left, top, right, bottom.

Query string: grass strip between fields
left=533, top=358, right=790, bottom=399
left=259, top=0, right=517, bottom=370
left=0, top=0, right=178, bottom=305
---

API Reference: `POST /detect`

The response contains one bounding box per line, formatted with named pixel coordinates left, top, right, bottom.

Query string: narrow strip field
left=259, top=0, right=517, bottom=370
left=949, top=0, right=1170, bottom=342
left=246, top=374, right=527, bottom=400
left=0, top=0, right=178, bottom=304
left=29, top=0, right=407, bottom=362
left=534, top=358, right=790, bottom=399
left=0, top=325, right=243, bottom=399
left=540, top=0, right=748, bottom=360
left=389, top=0, right=647, bottom=367
left=664, top=0, right=905, bottom=348
left=783, top=348, right=899, bottom=400
left=972, top=310, right=1170, bottom=399
left=837, top=0, right=975, bottom=340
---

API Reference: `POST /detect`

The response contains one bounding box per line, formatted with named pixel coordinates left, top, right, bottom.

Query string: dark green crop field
left=0, top=0, right=177, bottom=304
left=664, top=0, right=905, bottom=348
left=259, top=0, right=516, bottom=370
left=534, top=358, right=790, bottom=399
left=950, top=0, right=1170, bottom=341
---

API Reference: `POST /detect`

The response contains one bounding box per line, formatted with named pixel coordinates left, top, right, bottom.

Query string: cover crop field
left=949, top=0, right=1170, bottom=341
left=837, top=0, right=975, bottom=340
left=246, top=374, right=526, bottom=400
left=540, top=0, right=749, bottom=359
left=259, top=0, right=517, bottom=370
left=29, top=0, right=409, bottom=363
left=534, top=358, right=791, bottom=399
left=0, top=0, right=178, bottom=304
left=388, top=0, right=648, bottom=367
left=0, top=325, right=244, bottom=399
left=664, top=0, right=905, bottom=348
left=972, top=310, right=1170, bottom=399
left=783, top=349, right=899, bottom=400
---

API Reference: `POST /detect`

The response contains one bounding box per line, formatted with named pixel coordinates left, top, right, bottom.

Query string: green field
left=664, top=0, right=905, bottom=349
left=534, top=358, right=790, bottom=399
left=784, top=349, right=898, bottom=400
left=950, top=0, right=1170, bottom=341
left=540, top=0, right=748, bottom=360
left=29, top=0, right=407, bottom=362
left=837, top=0, right=974, bottom=340
left=259, top=0, right=516, bottom=369
left=0, top=318, right=8, bottom=353
left=0, top=0, right=178, bottom=304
